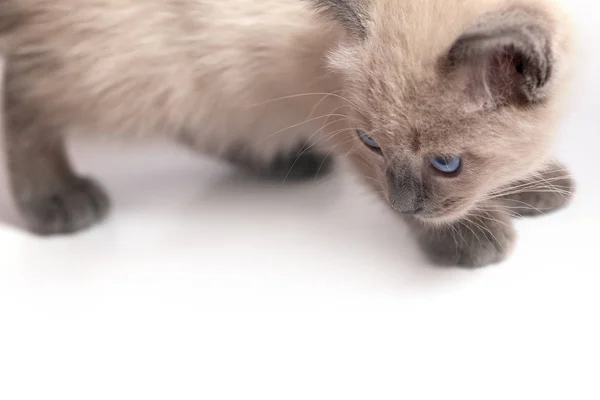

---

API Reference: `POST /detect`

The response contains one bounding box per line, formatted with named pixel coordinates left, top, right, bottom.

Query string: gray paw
left=500, top=164, right=575, bottom=217
left=417, top=211, right=516, bottom=268
left=20, top=178, right=110, bottom=235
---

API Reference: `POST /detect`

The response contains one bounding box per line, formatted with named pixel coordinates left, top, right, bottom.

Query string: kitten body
left=0, top=0, right=575, bottom=266
left=1, top=0, right=344, bottom=161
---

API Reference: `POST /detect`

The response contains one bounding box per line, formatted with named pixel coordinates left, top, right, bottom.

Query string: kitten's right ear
left=444, top=7, right=557, bottom=108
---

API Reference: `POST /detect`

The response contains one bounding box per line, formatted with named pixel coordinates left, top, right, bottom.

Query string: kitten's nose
left=389, top=194, right=424, bottom=215
left=387, top=168, right=423, bottom=216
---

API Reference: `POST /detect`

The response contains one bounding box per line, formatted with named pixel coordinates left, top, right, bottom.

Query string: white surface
left=1, top=2, right=599, bottom=399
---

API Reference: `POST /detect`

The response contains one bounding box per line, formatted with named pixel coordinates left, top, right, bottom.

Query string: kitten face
left=347, top=78, right=554, bottom=223
left=318, top=0, right=570, bottom=223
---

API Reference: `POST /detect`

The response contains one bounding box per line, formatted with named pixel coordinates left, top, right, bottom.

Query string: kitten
left=0, top=0, right=575, bottom=267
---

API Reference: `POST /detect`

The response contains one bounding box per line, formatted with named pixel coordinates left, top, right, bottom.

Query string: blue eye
left=357, top=129, right=381, bottom=151
left=430, top=155, right=462, bottom=174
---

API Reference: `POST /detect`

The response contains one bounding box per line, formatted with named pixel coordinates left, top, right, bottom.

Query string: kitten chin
left=0, top=0, right=574, bottom=267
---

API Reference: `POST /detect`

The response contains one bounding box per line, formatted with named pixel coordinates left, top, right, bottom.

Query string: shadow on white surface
left=1, top=138, right=469, bottom=293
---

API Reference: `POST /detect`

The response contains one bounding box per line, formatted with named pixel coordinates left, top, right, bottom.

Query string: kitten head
left=314, top=0, right=572, bottom=223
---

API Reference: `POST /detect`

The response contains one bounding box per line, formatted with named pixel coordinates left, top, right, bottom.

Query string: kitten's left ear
left=444, top=7, right=557, bottom=108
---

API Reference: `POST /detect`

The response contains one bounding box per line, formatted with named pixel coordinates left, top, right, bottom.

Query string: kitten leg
left=3, top=79, right=109, bottom=235
left=249, top=142, right=335, bottom=181
left=498, top=161, right=575, bottom=217
left=180, top=133, right=335, bottom=181
left=410, top=205, right=516, bottom=268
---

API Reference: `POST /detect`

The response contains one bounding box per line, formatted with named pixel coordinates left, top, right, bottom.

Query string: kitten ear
left=445, top=8, right=555, bottom=108
left=309, top=0, right=367, bottom=39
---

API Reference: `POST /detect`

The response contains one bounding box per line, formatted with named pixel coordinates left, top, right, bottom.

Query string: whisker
left=480, top=198, right=545, bottom=214
left=449, top=223, right=467, bottom=247
left=303, top=127, right=358, bottom=155
left=251, top=113, right=353, bottom=147
left=487, top=188, right=572, bottom=199
left=470, top=216, right=505, bottom=251
left=282, top=131, right=353, bottom=182
left=313, top=141, right=346, bottom=180
left=473, top=211, right=513, bottom=229
left=488, top=174, right=573, bottom=196
left=479, top=202, right=557, bottom=213
left=459, top=220, right=483, bottom=248
left=489, top=182, right=571, bottom=197
left=246, top=91, right=366, bottom=117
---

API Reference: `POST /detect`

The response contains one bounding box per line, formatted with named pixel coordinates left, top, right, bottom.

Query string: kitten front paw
left=417, top=210, right=516, bottom=268
left=500, top=162, right=575, bottom=217
left=20, top=178, right=110, bottom=235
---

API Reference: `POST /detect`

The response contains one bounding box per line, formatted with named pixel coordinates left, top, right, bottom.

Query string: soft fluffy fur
left=0, top=0, right=575, bottom=267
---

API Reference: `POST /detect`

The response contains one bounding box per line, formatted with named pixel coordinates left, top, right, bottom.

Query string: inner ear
left=444, top=8, right=554, bottom=107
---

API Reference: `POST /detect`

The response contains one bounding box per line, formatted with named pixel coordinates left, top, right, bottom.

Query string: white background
left=1, top=1, right=599, bottom=399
